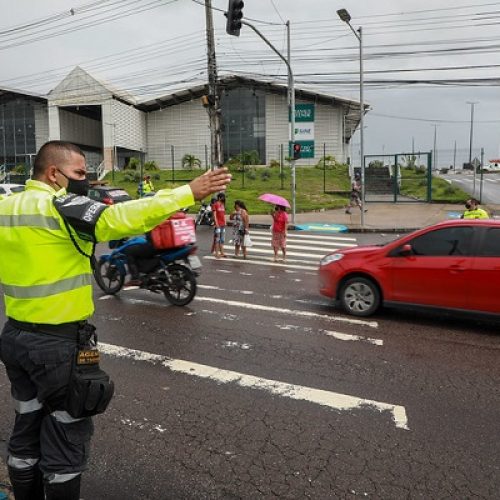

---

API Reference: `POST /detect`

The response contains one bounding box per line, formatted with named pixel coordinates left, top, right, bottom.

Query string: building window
left=0, top=97, right=37, bottom=167
left=221, top=87, right=266, bottom=163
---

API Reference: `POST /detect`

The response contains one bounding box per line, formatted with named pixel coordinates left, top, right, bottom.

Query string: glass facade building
left=0, top=96, right=38, bottom=168
left=221, top=87, right=266, bottom=163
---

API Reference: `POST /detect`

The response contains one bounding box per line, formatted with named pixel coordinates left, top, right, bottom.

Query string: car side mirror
left=399, top=244, right=413, bottom=256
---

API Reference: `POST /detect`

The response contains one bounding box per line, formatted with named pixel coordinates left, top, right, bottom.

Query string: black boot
left=44, top=475, right=81, bottom=500
left=8, top=464, right=44, bottom=500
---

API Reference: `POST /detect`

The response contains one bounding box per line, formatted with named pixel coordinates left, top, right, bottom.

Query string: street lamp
left=337, top=8, right=365, bottom=227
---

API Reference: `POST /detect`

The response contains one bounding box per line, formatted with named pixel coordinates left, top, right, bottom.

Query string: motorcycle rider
left=0, top=140, right=230, bottom=500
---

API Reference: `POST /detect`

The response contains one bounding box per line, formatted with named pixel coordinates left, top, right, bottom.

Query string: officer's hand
left=189, top=168, right=231, bottom=201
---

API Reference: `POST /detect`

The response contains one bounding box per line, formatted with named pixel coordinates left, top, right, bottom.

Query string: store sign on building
left=289, top=104, right=315, bottom=158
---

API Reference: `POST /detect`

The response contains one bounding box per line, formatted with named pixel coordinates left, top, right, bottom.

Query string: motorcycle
left=94, top=237, right=201, bottom=306
left=195, top=201, right=214, bottom=227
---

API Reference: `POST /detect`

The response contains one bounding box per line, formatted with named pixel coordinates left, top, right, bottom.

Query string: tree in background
left=181, top=154, right=202, bottom=169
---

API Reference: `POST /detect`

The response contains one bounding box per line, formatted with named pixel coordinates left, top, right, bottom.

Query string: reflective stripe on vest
left=0, top=214, right=61, bottom=230
left=3, top=273, right=92, bottom=298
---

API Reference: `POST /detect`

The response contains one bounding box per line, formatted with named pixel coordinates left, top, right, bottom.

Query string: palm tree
left=182, top=154, right=202, bottom=169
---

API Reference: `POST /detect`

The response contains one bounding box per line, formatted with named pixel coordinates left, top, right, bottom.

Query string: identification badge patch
left=77, top=349, right=100, bottom=365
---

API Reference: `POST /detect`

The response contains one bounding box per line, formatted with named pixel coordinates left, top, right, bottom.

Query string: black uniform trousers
left=0, top=321, right=94, bottom=480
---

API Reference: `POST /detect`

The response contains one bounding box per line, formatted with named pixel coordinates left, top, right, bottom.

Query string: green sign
left=289, top=104, right=315, bottom=158
left=293, top=104, right=315, bottom=122
left=289, top=140, right=314, bottom=159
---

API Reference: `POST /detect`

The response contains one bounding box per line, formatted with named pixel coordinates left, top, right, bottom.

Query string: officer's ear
left=47, top=165, right=59, bottom=184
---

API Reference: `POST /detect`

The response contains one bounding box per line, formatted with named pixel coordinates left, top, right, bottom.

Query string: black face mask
left=57, top=170, right=90, bottom=196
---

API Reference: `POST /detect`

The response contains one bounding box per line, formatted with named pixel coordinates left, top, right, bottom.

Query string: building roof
left=0, top=85, right=47, bottom=103
left=137, top=75, right=365, bottom=113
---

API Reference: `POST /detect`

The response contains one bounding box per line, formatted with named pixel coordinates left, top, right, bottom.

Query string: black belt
left=7, top=318, right=85, bottom=338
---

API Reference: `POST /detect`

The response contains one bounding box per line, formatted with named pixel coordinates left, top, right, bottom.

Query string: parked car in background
left=87, top=185, right=132, bottom=205
left=0, top=183, right=25, bottom=197
left=319, top=220, right=500, bottom=317
left=481, top=160, right=500, bottom=173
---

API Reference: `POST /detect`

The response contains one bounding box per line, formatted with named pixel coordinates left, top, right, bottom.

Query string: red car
left=319, top=219, right=500, bottom=317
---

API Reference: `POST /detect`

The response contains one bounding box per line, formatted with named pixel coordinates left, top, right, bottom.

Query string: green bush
left=260, top=170, right=271, bottom=181
left=125, top=157, right=141, bottom=170
left=13, top=164, right=28, bottom=174
left=144, top=160, right=159, bottom=171
left=246, top=170, right=257, bottom=180
left=125, top=171, right=141, bottom=182
left=268, top=159, right=280, bottom=168
left=315, top=155, right=337, bottom=169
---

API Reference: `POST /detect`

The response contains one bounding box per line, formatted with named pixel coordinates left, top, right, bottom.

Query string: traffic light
left=225, top=0, right=244, bottom=37
left=293, top=142, right=302, bottom=160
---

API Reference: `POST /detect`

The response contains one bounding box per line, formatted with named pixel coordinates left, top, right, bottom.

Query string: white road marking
left=196, top=297, right=378, bottom=328
left=199, top=284, right=254, bottom=296
left=275, top=324, right=383, bottom=346
left=249, top=235, right=355, bottom=250
left=222, top=341, right=252, bottom=350
left=100, top=342, right=409, bottom=430
left=250, top=229, right=357, bottom=242
left=323, top=329, right=383, bottom=346
left=204, top=255, right=316, bottom=271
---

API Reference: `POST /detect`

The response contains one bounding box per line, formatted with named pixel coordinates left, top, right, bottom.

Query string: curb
left=247, top=223, right=417, bottom=234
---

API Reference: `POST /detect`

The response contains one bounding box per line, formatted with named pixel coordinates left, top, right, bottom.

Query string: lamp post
left=337, top=8, right=365, bottom=227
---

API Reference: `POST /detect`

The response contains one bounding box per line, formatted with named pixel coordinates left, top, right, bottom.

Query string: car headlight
left=320, top=253, right=344, bottom=266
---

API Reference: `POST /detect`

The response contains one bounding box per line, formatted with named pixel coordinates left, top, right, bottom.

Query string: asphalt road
left=1, top=228, right=499, bottom=499
left=441, top=172, right=500, bottom=204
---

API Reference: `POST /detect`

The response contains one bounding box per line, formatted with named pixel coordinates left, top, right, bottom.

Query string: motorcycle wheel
left=94, top=259, right=125, bottom=295
left=195, top=213, right=202, bottom=226
left=163, top=264, right=197, bottom=306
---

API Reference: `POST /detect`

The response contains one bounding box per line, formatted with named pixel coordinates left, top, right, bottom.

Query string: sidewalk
left=249, top=202, right=500, bottom=233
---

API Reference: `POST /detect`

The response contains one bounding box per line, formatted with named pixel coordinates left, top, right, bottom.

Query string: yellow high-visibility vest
left=463, top=208, right=488, bottom=219
left=0, top=179, right=193, bottom=324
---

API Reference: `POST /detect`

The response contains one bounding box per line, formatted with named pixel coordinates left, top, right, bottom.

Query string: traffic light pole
left=241, top=19, right=296, bottom=224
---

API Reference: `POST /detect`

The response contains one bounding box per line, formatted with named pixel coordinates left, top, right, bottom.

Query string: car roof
left=91, top=186, right=126, bottom=191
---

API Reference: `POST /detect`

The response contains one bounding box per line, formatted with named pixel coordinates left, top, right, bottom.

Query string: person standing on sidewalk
left=213, top=192, right=227, bottom=258
left=0, top=140, right=231, bottom=500
left=230, top=200, right=250, bottom=259
left=462, top=198, right=489, bottom=219
left=271, top=204, right=289, bottom=262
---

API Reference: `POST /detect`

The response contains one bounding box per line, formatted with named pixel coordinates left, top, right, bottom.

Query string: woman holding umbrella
left=258, top=193, right=290, bottom=263
left=271, top=204, right=289, bottom=262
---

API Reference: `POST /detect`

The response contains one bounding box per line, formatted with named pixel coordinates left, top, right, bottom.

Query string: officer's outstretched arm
left=95, top=185, right=194, bottom=242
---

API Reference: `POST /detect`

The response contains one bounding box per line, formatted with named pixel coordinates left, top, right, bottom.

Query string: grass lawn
left=101, top=164, right=469, bottom=214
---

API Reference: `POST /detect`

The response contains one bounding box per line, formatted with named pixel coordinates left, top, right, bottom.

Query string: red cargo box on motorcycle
left=150, top=212, right=196, bottom=249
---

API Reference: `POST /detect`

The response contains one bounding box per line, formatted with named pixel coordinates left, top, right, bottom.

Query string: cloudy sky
left=1, top=0, right=499, bottom=165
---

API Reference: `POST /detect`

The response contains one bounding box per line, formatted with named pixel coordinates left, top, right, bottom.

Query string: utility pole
left=467, top=101, right=478, bottom=194
left=453, top=140, right=457, bottom=169
left=432, top=124, right=438, bottom=170
left=205, top=0, right=223, bottom=170
left=286, top=20, right=296, bottom=224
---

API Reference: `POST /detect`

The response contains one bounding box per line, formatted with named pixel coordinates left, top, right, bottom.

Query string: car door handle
left=449, top=264, right=466, bottom=272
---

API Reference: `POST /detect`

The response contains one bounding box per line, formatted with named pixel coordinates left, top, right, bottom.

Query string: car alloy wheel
left=340, top=277, right=380, bottom=317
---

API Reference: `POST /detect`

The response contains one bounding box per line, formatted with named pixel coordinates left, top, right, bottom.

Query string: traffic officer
left=462, top=198, right=489, bottom=219
left=0, top=141, right=231, bottom=500
left=143, top=174, right=155, bottom=195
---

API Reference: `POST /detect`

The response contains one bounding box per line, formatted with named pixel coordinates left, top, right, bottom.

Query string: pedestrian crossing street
left=204, top=229, right=358, bottom=271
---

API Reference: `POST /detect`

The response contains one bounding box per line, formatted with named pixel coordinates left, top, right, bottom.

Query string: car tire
left=339, top=277, right=380, bottom=317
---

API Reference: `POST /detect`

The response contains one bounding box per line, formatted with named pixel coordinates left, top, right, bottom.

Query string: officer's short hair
left=33, top=141, right=85, bottom=178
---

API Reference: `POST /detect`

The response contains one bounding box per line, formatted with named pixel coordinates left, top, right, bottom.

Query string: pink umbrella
left=258, top=193, right=291, bottom=208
